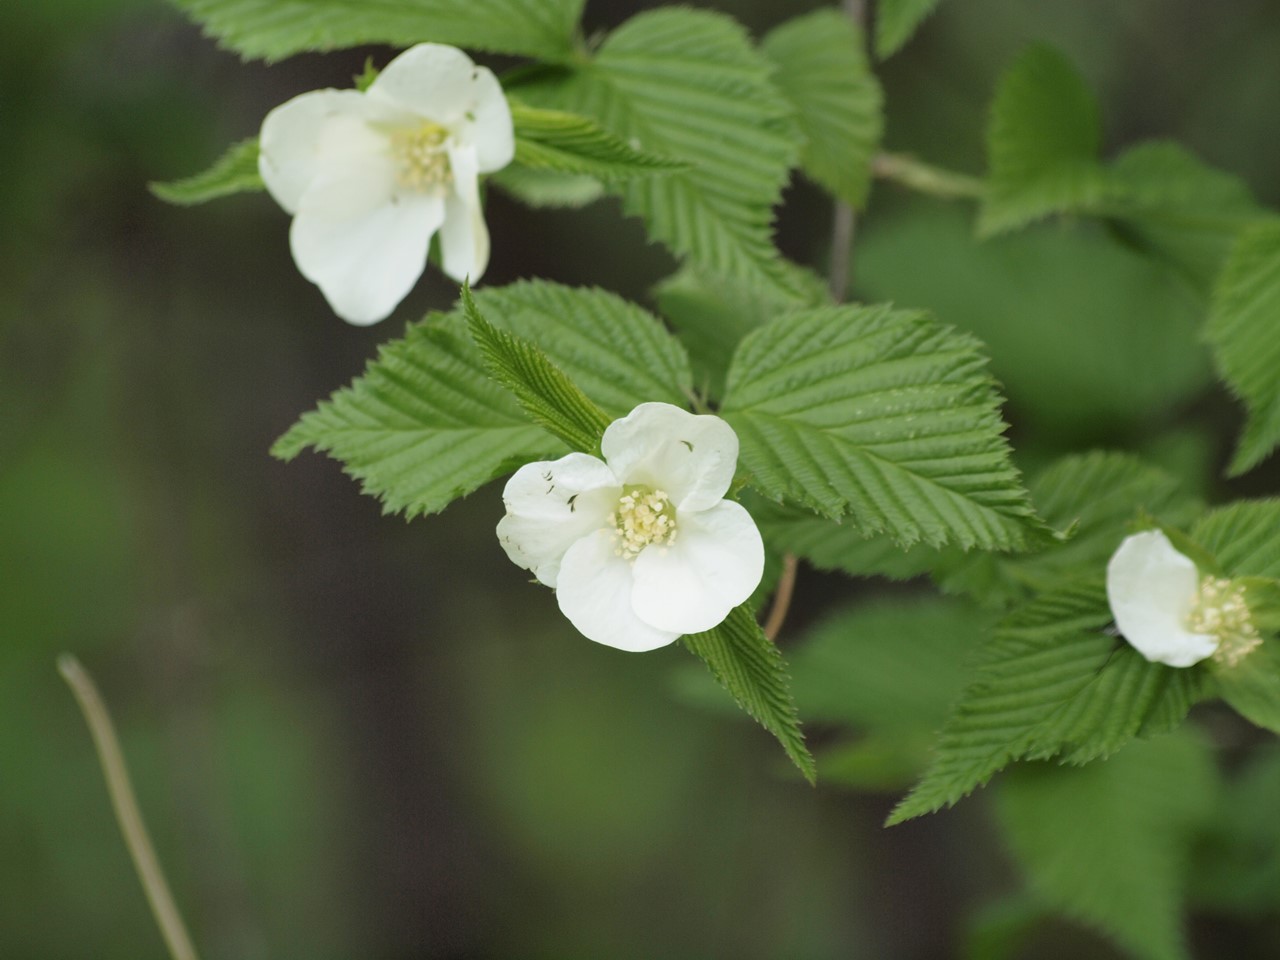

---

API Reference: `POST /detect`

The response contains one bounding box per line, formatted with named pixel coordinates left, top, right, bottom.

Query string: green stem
left=58, top=654, right=202, bottom=960
left=766, top=0, right=872, bottom=641
left=872, top=152, right=986, bottom=200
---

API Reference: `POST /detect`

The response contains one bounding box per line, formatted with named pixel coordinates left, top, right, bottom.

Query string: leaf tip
left=269, top=427, right=307, bottom=462
left=1226, top=440, right=1270, bottom=479
left=883, top=799, right=917, bottom=827
left=147, top=180, right=178, bottom=204
left=793, top=748, right=818, bottom=786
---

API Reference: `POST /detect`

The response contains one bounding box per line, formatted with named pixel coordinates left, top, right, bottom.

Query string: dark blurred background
left=3, top=1, right=1279, bottom=957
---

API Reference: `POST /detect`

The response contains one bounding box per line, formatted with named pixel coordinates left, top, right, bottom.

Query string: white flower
left=1106, top=529, right=1260, bottom=668
left=258, top=43, right=514, bottom=325
left=497, top=402, right=766, bottom=652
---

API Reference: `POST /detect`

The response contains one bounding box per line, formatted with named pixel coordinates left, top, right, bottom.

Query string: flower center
left=608, top=485, right=677, bottom=560
left=389, top=121, right=452, bottom=192
left=1186, top=575, right=1261, bottom=667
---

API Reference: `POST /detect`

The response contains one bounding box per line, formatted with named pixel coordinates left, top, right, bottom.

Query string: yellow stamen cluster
left=608, top=486, right=677, bottom=560
left=1187, top=576, right=1261, bottom=667
left=390, top=122, right=452, bottom=192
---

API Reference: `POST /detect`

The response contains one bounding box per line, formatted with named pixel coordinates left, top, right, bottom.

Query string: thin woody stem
left=763, top=553, right=800, bottom=642
left=58, top=654, right=202, bottom=960
left=764, top=0, right=867, bottom=642
left=828, top=0, right=865, bottom=304
left=827, top=200, right=857, bottom=302
left=871, top=152, right=985, bottom=199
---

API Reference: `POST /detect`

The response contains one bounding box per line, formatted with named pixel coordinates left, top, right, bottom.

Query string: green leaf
left=271, top=313, right=559, bottom=518
left=653, top=263, right=828, bottom=399
left=682, top=604, right=814, bottom=783
left=489, top=166, right=604, bottom=208
left=509, top=102, right=688, bottom=181
left=980, top=452, right=1200, bottom=602
left=1034, top=640, right=1205, bottom=765
left=471, top=281, right=694, bottom=415
left=1026, top=452, right=1199, bottom=559
left=1238, top=576, right=1280, bottom=635
left=1189, top=744, right=1280, bottom=915
left=757, top=452, right=1200, bottom=607
left=1205, top=222, right=1280, bottom=475
left=149, top=138, right=263, bottom=205
left=752, top=498, right=935, bottom=583
left=979, top=45, right=1106, bottom=237
left=762, top=10, right=883, bottom=207
left=888, top=580, right=1205, bottom=823
left=857, top=205, right=1213, bottom=439
left=963, top=896, right=1048, bottom=960
left=1216, top=641, right=1280, bottom=735
left=875, top=0, right=944, bottom=59
left=462, top=286, right=612, bottom=454
left=789, top=595, right=987, bottom=732
left=785, top=596, right=989, bottom=789
left=814, top=733, right=941, bottom=792
left=275, top=281, right=692, bottom=516
left=1194, top=501, right=1280, bottom=731
left=721, top=303, right=1043, bottom=550
left=353, top=57, right=379, bottom=92
left=1103, top=143, right=1256, bottom=226
left=171, top=0, right=586, bottom=61
left=977, top=46, right=1265, bottom=273
left=515, top=8, right=802, bottom=296
left=1175, top=505, right=1280, bottom=732
left=996, top=732, right=1214, bottom=960
left=1191, top=499, right=1280, bottom=578
left=1100, top=142, right=1262, bottom=291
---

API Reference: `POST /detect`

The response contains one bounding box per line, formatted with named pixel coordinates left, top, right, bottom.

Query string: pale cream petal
left=600, top=403, right=740, bottom=512
left=629, top=500, right=764, bottom=633
left=290, top=128, right=444, bottom=324
left=368, top=42, right=514, bottom=171
left=464, top=68, right=515, bottom=173
left=258, top=88, right=369, bottom=214
left=439, top=143, right=490, bottom=283
left=557, top=531, right=681, bottom=652
left=496, top=454, right=619, bottom=588
left=1106, top=530, right=1219, bottom=668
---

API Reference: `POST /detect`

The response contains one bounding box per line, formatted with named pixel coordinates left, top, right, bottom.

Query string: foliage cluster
left=146, top=0, right=1280, bottom=956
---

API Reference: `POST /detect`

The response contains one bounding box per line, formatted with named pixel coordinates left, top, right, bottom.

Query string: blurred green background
left=3, top=1, right=1280, bottom=958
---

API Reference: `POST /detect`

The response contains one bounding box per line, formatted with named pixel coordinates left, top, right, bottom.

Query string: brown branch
left=763, top=553, right=800, bottom=641
left=59, top=654, right=202, bottom=960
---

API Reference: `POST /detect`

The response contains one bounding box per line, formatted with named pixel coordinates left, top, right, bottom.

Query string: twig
left=827, top=200, right=857, bottom=302
left=58, top=654, right=202, bottom=960
left=764, top=0, right=869, bottom=643
left=871, top=152, right=985, bottom=199
left=763, top=553, right=800, bottom=641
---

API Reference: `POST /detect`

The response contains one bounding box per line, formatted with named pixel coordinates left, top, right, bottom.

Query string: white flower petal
left=463, top=70, right=516, bottom=173
left=439, top=144, right=490, bottom=282
left=496, top=453, right=619, bottom=588
left=1106, top=530, right=1219, bottom=668
left=258, top=88, right=370, bottom=215
left=262, top=44, right=514, bottom=323
left=601, top=402, right=740, bottom=512
left=301, top=111, right=398, bottom=206
left=557, top=530, right=681, bottom=652
left=367, top=44, right=477, bottom=120
left=290, top=181, right=443, bottom=325
left=368, top=44, right=515, bottom=172
left=630, top=500, right=764, bottom=634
